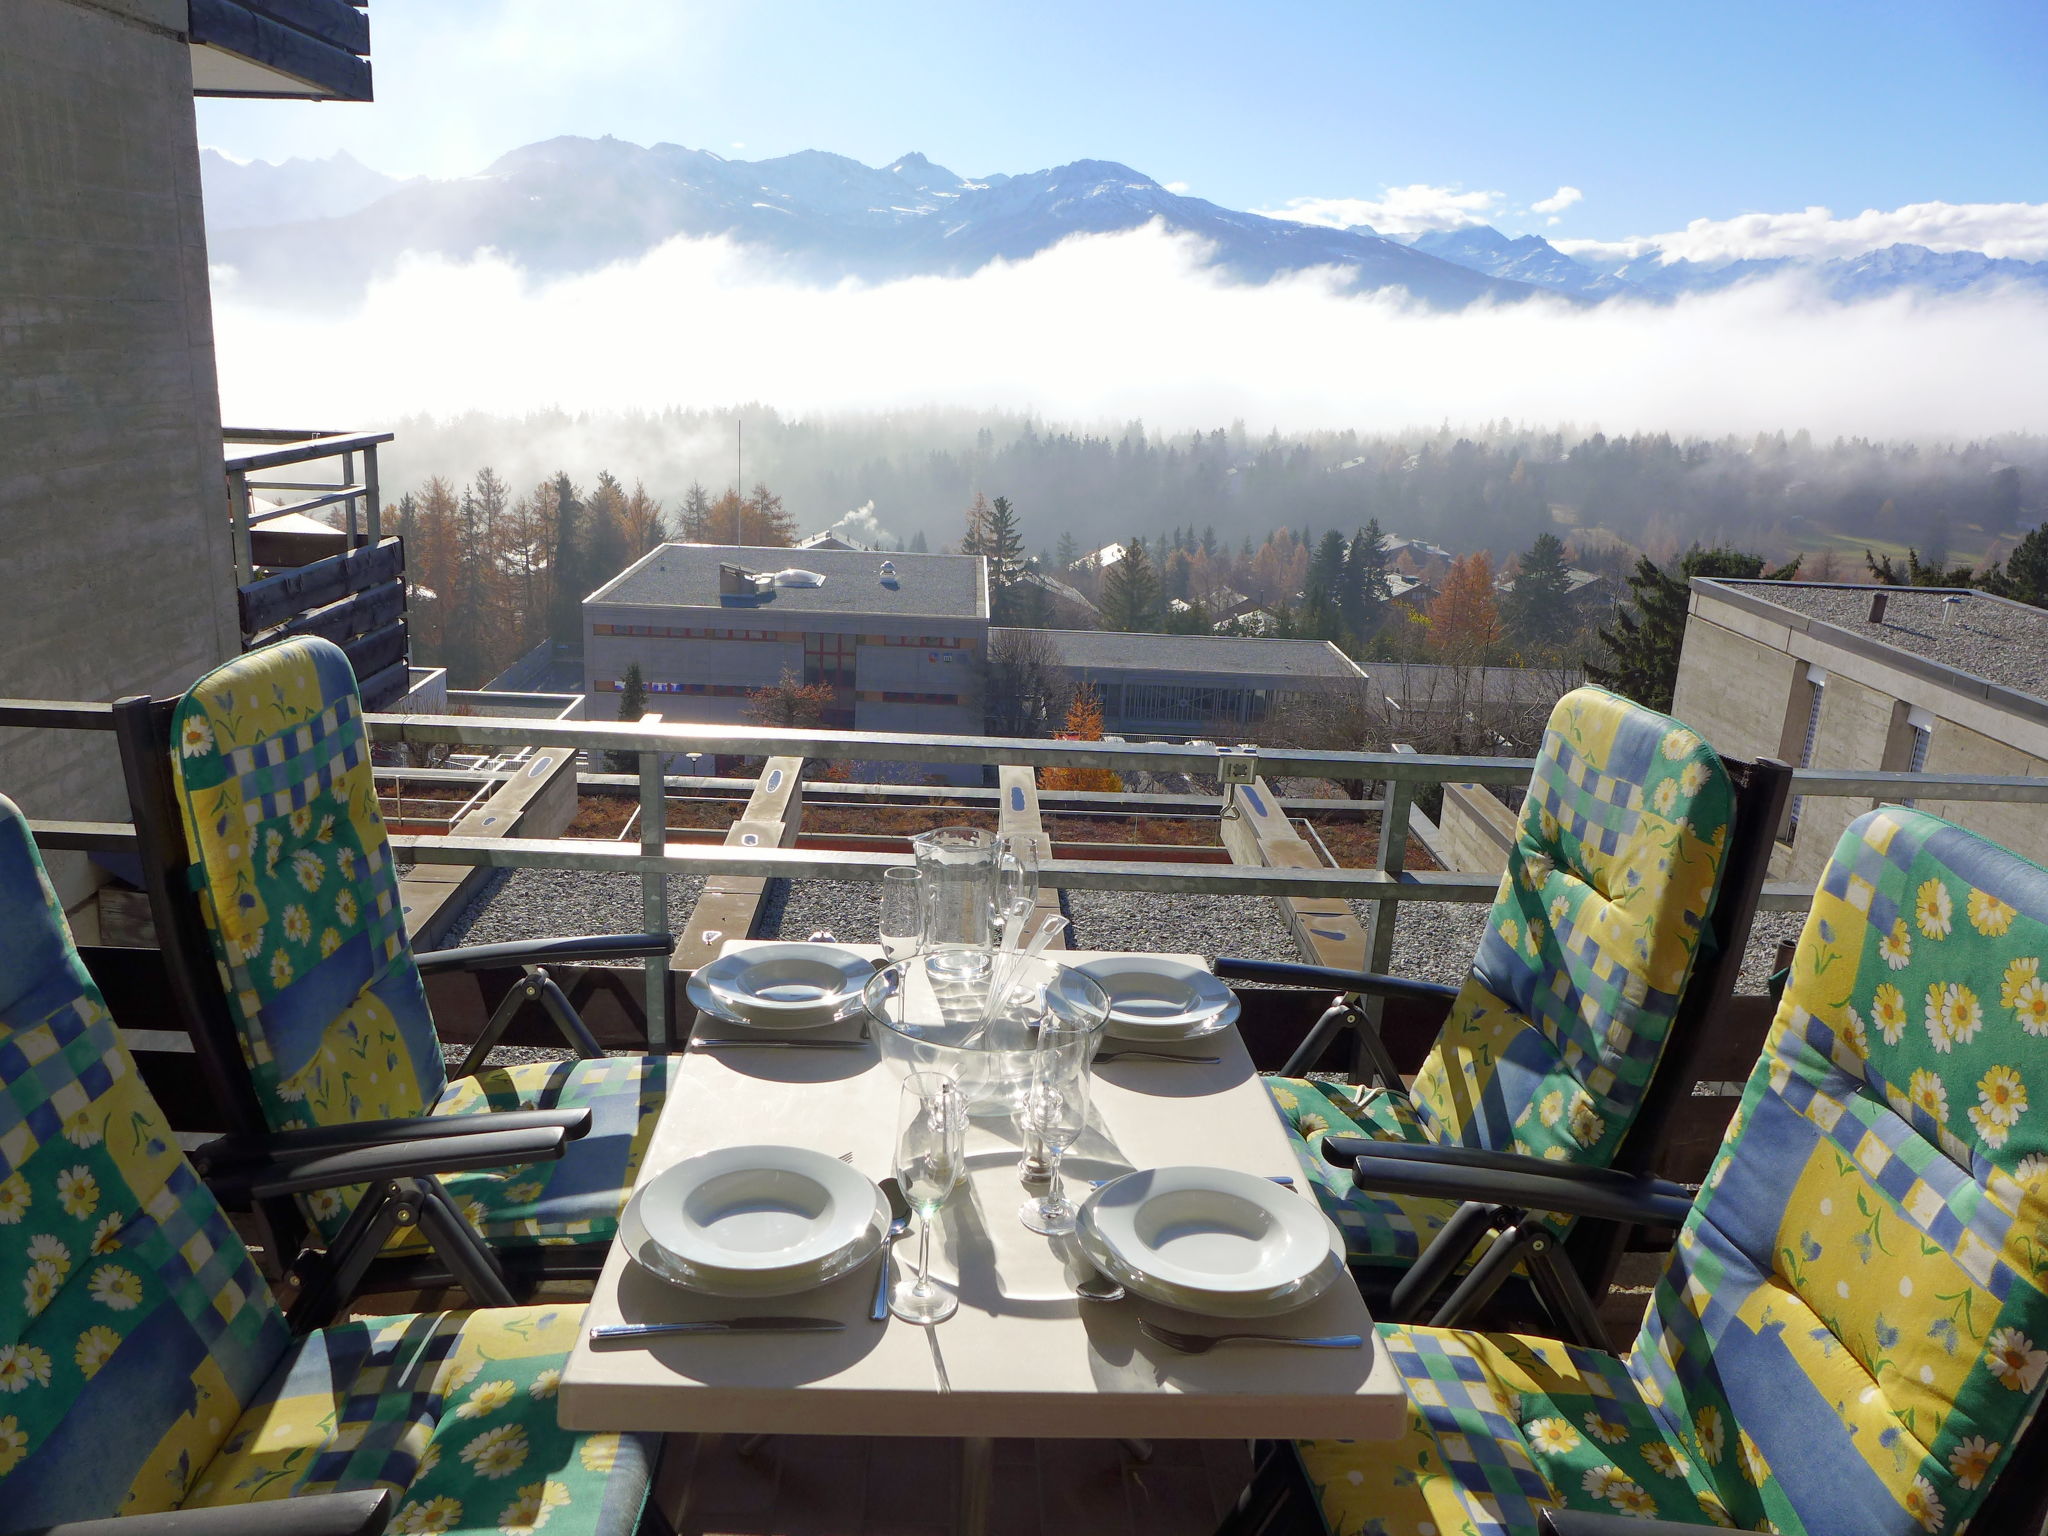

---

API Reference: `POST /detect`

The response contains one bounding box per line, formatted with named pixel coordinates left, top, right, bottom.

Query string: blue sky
left=198, top=0, right=2048, bottom=246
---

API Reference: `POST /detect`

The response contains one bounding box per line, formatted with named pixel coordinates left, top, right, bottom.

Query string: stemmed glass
left=879, top=867, right=924, bottom=962
left=1014, top=1018, right=1094, bottom=1235
left=891, top=1071, right=967, bottom=1324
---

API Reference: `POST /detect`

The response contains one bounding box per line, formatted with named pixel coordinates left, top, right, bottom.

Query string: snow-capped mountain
left=201, top=139, right=2048, bottom=310
left=202, top=137, right=1537, bottom=309
left=1403, top=222, right=2048, bottom=303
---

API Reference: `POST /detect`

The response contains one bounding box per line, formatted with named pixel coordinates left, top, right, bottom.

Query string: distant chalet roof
left=1001, top=627, right=1365, bottom=680
left=1700, top=579, right=2048, bottom=708
left=589, top=543, right=987, bottom=621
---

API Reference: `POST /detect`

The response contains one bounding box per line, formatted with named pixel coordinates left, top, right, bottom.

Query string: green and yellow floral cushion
left=1265, top=687, right=1734, bottom=1270
left=171, top=637, right=675, bottom=1251
left=1299, top=807, right=2048, bottom=1535
left=172, top=636, right=446, bottom=1132
left=184, top=1304, right=651, bottom=1536
left=1266, top=1077, right=1454, bottom=1263
left=0, top=794, right=651, bottom=1532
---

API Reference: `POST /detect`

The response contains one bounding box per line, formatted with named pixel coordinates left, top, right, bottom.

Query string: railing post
left=341, top=448, right=359, bottom=548
left=364, top=443, right=382, bottom=546
left=638, top=713, right=670, bottom=1048
left=1356, top=743, right=1417, bottom=1074
left=227, top=468, right=255, bottom=597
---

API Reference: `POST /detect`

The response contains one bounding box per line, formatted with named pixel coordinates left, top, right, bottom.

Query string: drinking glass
left=1014, top=1018, right=1094, bottom=1235
left=891, top=1071, right=967, bottom=1323
left=879, top=867, right=924, bottom=962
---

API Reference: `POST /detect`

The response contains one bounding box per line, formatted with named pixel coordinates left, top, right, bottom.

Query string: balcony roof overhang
left=189, top=0, right=371, bottom=102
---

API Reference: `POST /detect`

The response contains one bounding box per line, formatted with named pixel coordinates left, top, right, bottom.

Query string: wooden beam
left=674, top=757, right=808, bottom=973
left=997, top=765, right=1066, bottom=948
left=259, top=577, right=406, bottom=648
left=237, top=537, right=403, bottom=635
left=1219, top=776, right=1367, bottom=969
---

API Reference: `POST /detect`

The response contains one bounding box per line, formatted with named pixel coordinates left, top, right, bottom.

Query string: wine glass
left=879, top=867, right=924, bottom=962
left=1014, top=1018, right=1094, bottom=1235
left=891, top=1071, right=967, bottom=1324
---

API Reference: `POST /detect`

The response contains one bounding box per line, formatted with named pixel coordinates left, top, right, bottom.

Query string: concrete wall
left=2, top=0, right=240, bottom=908
left=1674, top=595, right=2048, bottom=875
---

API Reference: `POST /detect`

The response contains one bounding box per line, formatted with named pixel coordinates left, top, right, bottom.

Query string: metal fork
left=1136, top=1319, right=1363, bottom=1353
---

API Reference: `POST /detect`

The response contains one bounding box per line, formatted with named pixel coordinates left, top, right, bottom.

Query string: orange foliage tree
left=1426, top=552, right=1505, bottom=664
left=1040, top=685, right=1124, bottom=793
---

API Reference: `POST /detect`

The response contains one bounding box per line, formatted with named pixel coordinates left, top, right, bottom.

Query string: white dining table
left=558, top=944, right=1407, bottom=1533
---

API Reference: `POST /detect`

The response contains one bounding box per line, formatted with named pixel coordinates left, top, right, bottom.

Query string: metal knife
left=589, top=1316, right=846, bottom=1343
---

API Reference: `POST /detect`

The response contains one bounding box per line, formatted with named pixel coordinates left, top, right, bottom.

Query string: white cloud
left=1560, top=200, right=2048, bottom=267
left=1255, top=184, right=1503, bottom=236
left=1531, top=186, right=1583, bottom=215
left=212, top=221, right=2048, bottom=446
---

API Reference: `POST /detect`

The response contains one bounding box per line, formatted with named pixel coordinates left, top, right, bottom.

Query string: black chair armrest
left=239, top=1124, right=574, bottom=1200
left=200, top=1108, right=594, bottom=1170
left=1542, top=1509, right=1719, bottom=1535
left=1213, top=956, right=1460, bottom=1005
left=6, top=1489, right=392, bottom=1536
left=1333, top=1139, right=1695, bottom=1228
left=413, top=932, right=674, bottom=974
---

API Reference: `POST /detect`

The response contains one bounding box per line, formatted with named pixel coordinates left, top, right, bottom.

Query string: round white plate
left=621, top=1177, right=889, bottom=1298
left=632, top=1145, right=881, bottom=1283
left=1077, top=1166, right=1344, bottom=1316
left=1067, top=956, right=1240, bottom=1042
left=687, top=944, right=875, bottom=1031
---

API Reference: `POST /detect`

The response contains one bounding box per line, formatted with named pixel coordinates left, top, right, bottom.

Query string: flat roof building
left=1003, top=628, right=1366, bottom=737
left=1674, top=578, right=2048, bottom=877
left=584, top=544, right=989, bottom=775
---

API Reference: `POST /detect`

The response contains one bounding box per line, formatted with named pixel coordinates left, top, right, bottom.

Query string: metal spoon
left=871, top=1177, right=914, bottom=1321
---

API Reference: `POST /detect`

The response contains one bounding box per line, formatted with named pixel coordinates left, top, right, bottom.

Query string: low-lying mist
left=212, top=220, right=2048, bottom=447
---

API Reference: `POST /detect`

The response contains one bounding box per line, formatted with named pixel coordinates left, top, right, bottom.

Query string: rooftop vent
left=1942, top=593, right=1966, bottom=624
left=1868, top=591, right=1889, bottom=624
left=771, top=569, right=825, bottom=588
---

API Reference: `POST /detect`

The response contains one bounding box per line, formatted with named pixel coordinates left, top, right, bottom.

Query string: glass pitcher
left=907, top=825, right=1039, bottom=975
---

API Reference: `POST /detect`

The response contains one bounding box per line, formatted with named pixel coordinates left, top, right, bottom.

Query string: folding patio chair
left=159, top=635, right=678, bottom=1295
left=1231, top=805, right=2048, bottom=1536
left=1218, top=686, right=1789, bottom=1341
left=0, top=793, right=655, bottom=1535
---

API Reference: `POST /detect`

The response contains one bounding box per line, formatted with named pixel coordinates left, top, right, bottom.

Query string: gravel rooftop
left=1713, top=580, right=2048, bottom=704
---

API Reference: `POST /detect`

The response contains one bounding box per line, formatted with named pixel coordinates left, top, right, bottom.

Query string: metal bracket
left=1217, top=743, right=1258, bottom=815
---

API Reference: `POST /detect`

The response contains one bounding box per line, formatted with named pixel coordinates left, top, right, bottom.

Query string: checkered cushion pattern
left=1300, top=808, right=2048, bottom=1535
left=1267, top=687, right=1734, bottom=1270
left=171, top=637, right=673, bottom=1251
left=0, top=796, right=651, bottom=1533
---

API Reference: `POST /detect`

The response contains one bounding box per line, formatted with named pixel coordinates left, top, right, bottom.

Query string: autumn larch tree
left=1040, top=684, right=1123, bottom=792
left=1426, top=552, right=1505, bottom=665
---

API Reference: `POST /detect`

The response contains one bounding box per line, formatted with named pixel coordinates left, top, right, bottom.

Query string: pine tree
left=1099, top=538, right=1163, bottom=632
left=1503, top=531, right=1574, bottom=649
left=1341, top=519, right=1391, bottom=641
left=608, top=662, right=649, bottom=773
left=584, top=470, right=631, bottom=590
left=1303, top=529, right=1348, bottom=640
left=909, top=530, right=929, bottom=554
left=677, top=482, right=712, bottom=539
left=961, top=492, right=995, bottom=557
left=1984, top=522, right=2048, bottom=607
left=546, top=473, right=583, bottom=646
left=1055, top=531, right=1079, bottom=569
left=1589, top=547, right=1800, bottom=711
left=979, top=495, right=1028, bottom=622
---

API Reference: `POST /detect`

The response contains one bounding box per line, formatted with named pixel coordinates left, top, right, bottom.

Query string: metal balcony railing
left=9, top=698, right=2048, bottom=1046
left=223, top=428, right=394, bottom=590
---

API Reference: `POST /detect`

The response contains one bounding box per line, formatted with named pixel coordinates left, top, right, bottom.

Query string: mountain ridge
left=204, top=138, right=2048, bottom=309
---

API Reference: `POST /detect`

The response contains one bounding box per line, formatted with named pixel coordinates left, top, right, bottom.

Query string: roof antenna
left=734, top=418, right=743, bottom=544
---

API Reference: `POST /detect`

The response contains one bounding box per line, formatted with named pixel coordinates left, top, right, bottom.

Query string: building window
left=803, top=632, right=858, bottom=689
left=1901, top=707, right=1934, bottom=809
left=1786, top=665, right=1827, bottom=837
